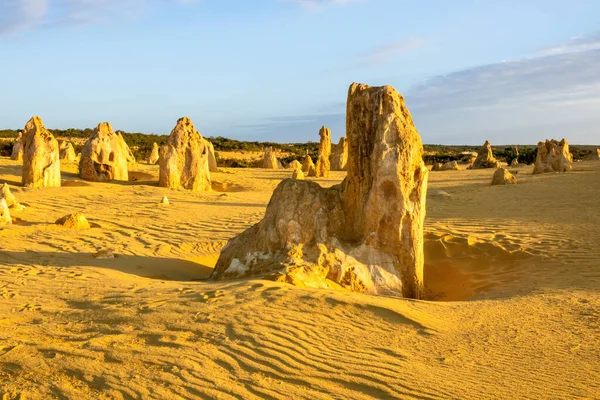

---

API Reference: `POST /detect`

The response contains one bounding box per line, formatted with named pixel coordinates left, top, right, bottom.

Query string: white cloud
left=537, top=32, right=600, bottom=56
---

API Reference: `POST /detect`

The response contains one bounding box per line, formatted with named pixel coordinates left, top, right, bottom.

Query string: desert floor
left=0, top=158, right=599, bottom=399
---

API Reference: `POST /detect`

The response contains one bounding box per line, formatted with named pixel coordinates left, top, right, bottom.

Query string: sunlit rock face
left=11, top=132, right=23, bottom=161
left=313, top=126, right=331, bottom=178
left=330, top=137, right=348, bottom=171
left=491, top=168, right=517, bottom=185
left=159, top=117, right=211, bottom=191
left=470, top=140, right=501, bottom=169
left=212, top=83, right=428, bottom=299
left=533, top=139, right=573, bottom=174
left=21, top=116, right=61, bottom=188
left=80, top=122, right=129, bottom=182
left=261, top=146, right=280, bottom=169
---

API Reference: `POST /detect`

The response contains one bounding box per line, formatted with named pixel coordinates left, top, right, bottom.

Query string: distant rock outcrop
left=203, top=139, right=218, bottom=172
left=59, top=141, right=76, bottom=162
left=292, top=168, right=304, bottom=180
left=212, top=83, right=428, bottom=298
left=431, top=162, right=443, bottom=171
left=470, top=140, right=501, bottom=169
left=302, top=155, right=315, bottom=176
left=533, top=139, right=573, bottom=174
left=55, top=213, right=90, bottom=229
left=287, top=160, right=302, bottom=170
left=11, top=132, right=23, bottom=161
left=330, top=137, right=348, bottom=171
left=584, top=148, right=600, bottom=161
left=0, top=199, right=11, bottom=225
left=159, top=117, right=211, bottom=191
left=261, top=146, right=280, bottom=169
left=491, top=168, right=517, bottom=185
left=80, top=122, right=129, bottom=182
left=148, top=143, right=160, bottom=164
left=21, top=116, right=61, bottom=188
left=313, top=126, right=331, bottom=178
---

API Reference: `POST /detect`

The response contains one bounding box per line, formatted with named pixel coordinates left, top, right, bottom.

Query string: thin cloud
left=0, top=0, right=196, bottom=35
left=538, top=32, right=600, bottom=56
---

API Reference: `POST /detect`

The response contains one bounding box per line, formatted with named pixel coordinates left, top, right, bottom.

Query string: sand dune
left=1, top=157, right=599, bottom=399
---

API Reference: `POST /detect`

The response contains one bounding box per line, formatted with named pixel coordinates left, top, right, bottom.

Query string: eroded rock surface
left=261, top=146, right=280, bottom=169
left=0, top=199, right=11, bottom=225
left=313, top=126, right=331, bottom=178
left=330, top=137, right=348, bottom=171
left=55, top=213, right=90, bottom=229
left=203, top=139, right=218, bottom=172
left=148, top=143, right=160, bottom=164
left=21, top=117, right=61, bottom=188
left=159, top=117, right=211, bottom=191
left=212, top=83, right=428, bottom=298
left=1, top=184, right=23, bottom=210
left=584, top=148, right=600, bottom=161
left=533, top=139, right=573, bottom=174
left=288, top=160, right=302, bottom=170
left=292, top=168, right=304, bottom=180
left=11, top=133, right=23, bottom=161
left=491, top=168, right=517, bottom=185
left=302, top=155, right=315, bottom=176
left=59, top=141, right=76, bottom=162
left=80, top=123, right=129, bottom=182
left=470, top=140, right=500, bottom=169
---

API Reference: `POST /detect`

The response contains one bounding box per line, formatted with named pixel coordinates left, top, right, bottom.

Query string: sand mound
left=55, top=213, right=91, bottom=229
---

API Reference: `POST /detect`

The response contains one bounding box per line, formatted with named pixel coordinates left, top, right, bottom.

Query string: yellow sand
left=1, top=158, right=599, bottom=399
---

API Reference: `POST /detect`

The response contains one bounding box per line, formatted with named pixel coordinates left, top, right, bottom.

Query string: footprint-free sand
left=1, top=158, right=598, bottom=399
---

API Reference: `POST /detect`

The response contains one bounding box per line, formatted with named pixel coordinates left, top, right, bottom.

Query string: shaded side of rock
left=80, top=122, right=129, bottom=182
left=313, top=126, right=331, bottom=178
left=584, top=148, right=600, bottom=161
left=159, top=117, right=211, bottom=191
left=491, top=168, right=517, bottom=185
left=533, top=139, right=573, bottom=174
left=302, top=155, right=315, bottom=176
left=212, top=82, right=428, bottom=299
left=21, top=116, right=61, bottom=188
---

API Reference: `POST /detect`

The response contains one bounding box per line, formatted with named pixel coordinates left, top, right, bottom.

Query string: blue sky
left=1, top=0, right=599, bottom=144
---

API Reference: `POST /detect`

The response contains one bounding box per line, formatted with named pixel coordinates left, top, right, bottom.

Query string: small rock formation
left=584, top=149, right=600, bottom=161
left=445, top=161, right=461, bottom=170
left=292, top=168, right=304, bottom=180
left=0, top=184, right=23, bottom=210
left=21, top=116, right=61, bottom=188
left=80, top=122, right=129, bottom=182
left=287, top=160, right=302, bottom=170
left=313, top=126, right=331, bottom=177
left=94, top=249, right=114, bottom=259
left=55, top=212, right=90, bottom=229
left=212, top=82, right=428, bottom=299
left=330, top=137, right=348, bottom=171
left=431, top=162, right=443, bottom=171
left=261, top=146, right=280, bottom=169
left=59, top=141, right=76, bottom=162
left=159, top=117, right=211, bottom=191
left=148, top=143, right=160, bottom=164
left=470, top=140, right=501, bottom=169
left=510, top=158, right=520, bottom=167
left=302, top=155, right=316, bottom=176
left=491, top=168, right=517, bottom=185
left=0, top=199, right=11, bottom=225
left=160, top=196, right=170, bottom=205
left=533, top=139, right=573, bottom=174
left=11, top=132, right=23, bottom=161
left=203, top=139, right=218, bottom=172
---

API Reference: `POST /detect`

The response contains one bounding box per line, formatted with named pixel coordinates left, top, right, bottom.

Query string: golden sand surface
left=0, top=157, right=598, bottom=399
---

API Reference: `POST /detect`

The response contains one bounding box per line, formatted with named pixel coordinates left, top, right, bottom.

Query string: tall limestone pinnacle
left=21, top=116, right=61, bottom=188
left=80, top=122, right=129, bottom=182
left=159, top=117, right=211, bottom=191
left=313, top=126, right=331, bottom=178
left=211, top=83, right=428, bottom=299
